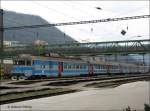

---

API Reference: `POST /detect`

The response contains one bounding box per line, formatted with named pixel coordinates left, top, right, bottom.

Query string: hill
left=3, top=10, right=76, bottom=44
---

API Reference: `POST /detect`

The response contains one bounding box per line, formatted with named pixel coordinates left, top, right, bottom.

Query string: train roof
left=14, top=54, right=87, bottom=63
left=91, top=60, right=141, bottom=66
left=13, top=54, right=145, bottom=67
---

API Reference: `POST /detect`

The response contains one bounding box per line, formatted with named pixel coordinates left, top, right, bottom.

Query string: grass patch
left=0, top=88, right=77, bottom=105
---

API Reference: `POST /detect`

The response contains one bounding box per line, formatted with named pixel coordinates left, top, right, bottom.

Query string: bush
left=144, top=104, right=150, bottom=111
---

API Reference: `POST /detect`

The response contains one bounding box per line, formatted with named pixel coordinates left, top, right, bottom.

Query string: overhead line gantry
left=1, top=12, right=150, bottom=56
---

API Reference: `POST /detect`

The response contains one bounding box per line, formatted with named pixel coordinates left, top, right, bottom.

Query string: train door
left=119, top=64, right=123, bottom=74
left=107, top=65, right=111, bottom=75
left=58, top=62, right=63, bottom=77
left=41, top=61, right=46, bottom=75
left=88, top=64, right=93, bottom=75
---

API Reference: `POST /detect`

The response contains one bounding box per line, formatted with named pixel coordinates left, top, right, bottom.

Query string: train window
left=113, top=66, right=115, bottom=69
left=74, top=64, right=77, bottom=69
left=112, top=66, right=114, bottom=69
left=43, top=65, right=46, bottom=68
left=83, top=65, right=86, bottom=69
left=71, top=65, right=73, bottom=69
left=76, top=65, right=79, bottom=69
left=67, top=65, right=69, bottom=69
left=18, top=60, right=25, bottom=65
left=27, top=60, right=31, bottom=66
left=41, top=65, right=46, bottom=68
left=49, top=65, right=53, bottom=69
left=79, top=65, right=81, bottom=69
left=14, top=60, right=18, bottom=65
left=64, top=65, right=67, bottom=69
left=98, top=65, right=100, bottom=69
left=63, top=63, right=67, bottom=69
left=71, top=64, right=74, bottom=69
left=96, top=65, right=98, bottom=69
left=68, top=65, right=71, bottom=69
left=72, top=64, right=75, bottom=69
left=73, top=64, right=76, bottom=69
left=64, top=64, right=66, bottom=69
left=49, top=62, right=52, bottom=69
left=32, top=60, right=34, bottom=65
left=84, top=65, right=86, bottom=69
left=81, top=65, right=83, bottom=69
left=96, top=65, right=99, bottom=69
left=103, top=65, right=106, bottom=69
left=97, top=65, right=99, bottom=69
left=95, top=65, right=97, bottom=69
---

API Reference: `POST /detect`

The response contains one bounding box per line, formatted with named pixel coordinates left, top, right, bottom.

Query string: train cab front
left=11, top=57, right=33, bottom=80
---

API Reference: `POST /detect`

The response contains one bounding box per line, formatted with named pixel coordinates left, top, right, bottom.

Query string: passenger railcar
left=10, top=55, right=149, bottom=80
left=11, top=55, right=89, bottom=80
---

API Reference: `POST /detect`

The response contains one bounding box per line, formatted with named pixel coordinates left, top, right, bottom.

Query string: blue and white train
left=11, top=54, right=149, bottom=80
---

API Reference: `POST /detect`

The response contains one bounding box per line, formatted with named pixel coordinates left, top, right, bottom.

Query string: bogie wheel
left=11, top=76, right=18, bottom=80
left=18, top=76, right=26, bottom=81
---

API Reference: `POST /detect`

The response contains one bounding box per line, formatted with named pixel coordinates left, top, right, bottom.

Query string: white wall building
left=4, top=41, right=22, bottom=47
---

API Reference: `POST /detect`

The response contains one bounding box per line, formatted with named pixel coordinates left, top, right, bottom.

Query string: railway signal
left=121, top=30, right=127, bottom=36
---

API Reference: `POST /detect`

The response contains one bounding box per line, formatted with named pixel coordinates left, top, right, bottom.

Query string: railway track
left=0, top=73, right=149, bottom=94
left=2, top=73, right=149, bottom=85
left=45, top=74, right=150, bottom=85
left=24, top=73, right=150, bottom=82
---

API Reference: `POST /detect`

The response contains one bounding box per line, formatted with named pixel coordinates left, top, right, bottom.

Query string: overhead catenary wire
left=31, top=1, right=79, bottom=22
left=60, top=2, right=125, bottom=39
left=0, top=1, right=113, bottom=42
left=30, top=1, right=95, bottom=42
left=3, top=15, right=150, bottom=30
left=96, top=6, right=150, bottom=38
left=31, top=1, right=140, bottom=39
left=94, top=5, right=150, bottom=38
left=30, top=1, right=105, bottom=41
left=60, top=1, right=110, bottom=40
left=2, top=2, right=150, bottom=42
left=110, top=6, right=149, bottom=37
left=3, top=9, right=92, bottom=42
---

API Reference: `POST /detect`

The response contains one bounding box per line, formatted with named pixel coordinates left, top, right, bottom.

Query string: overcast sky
left=1, top=1, right=150, bottom=42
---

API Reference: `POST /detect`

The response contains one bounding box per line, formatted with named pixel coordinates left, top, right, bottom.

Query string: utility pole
left=0, top=9, right=4, bottom=79
left=36, top=32, right=41, bottom=55
left=149, top=29, right=150, bottom=106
